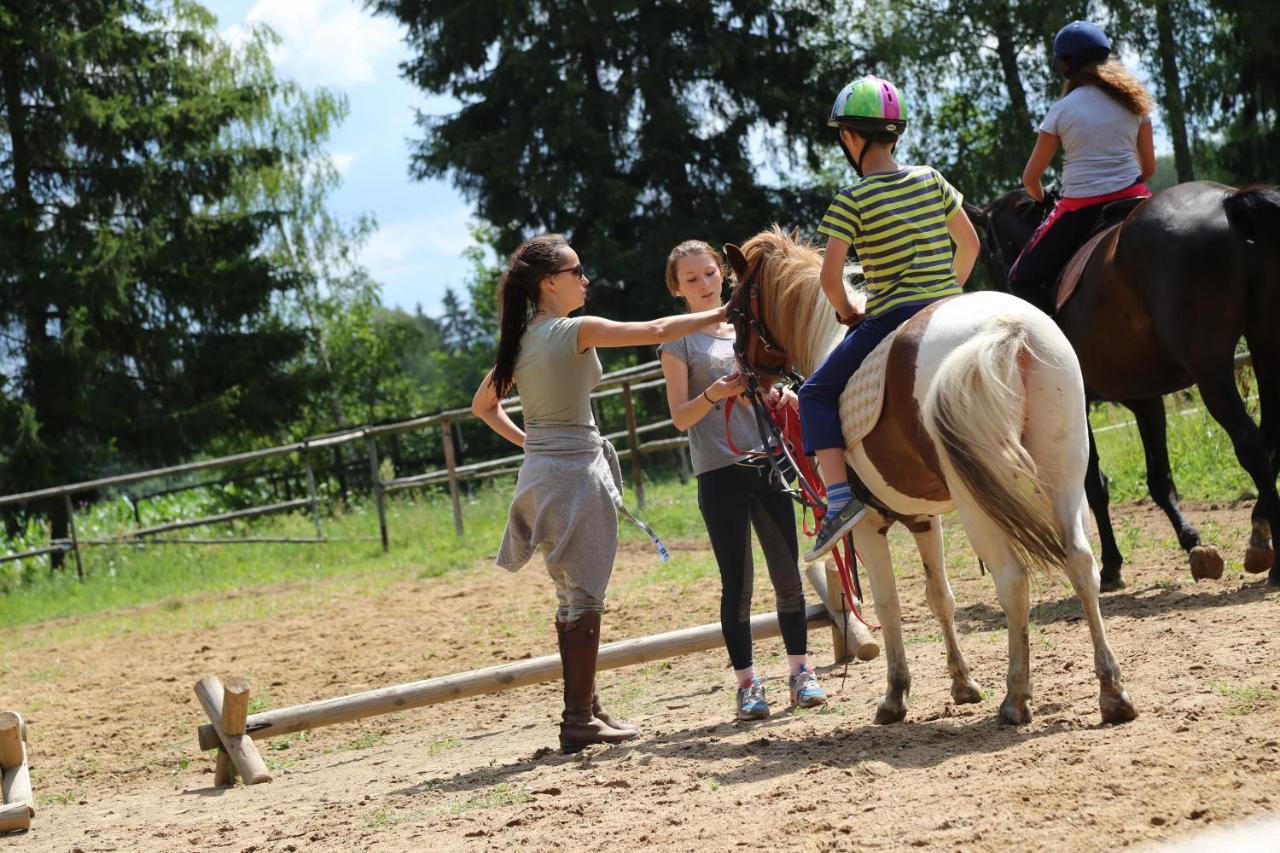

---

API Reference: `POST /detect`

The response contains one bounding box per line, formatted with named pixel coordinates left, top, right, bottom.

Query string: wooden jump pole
left=806, top=560, right=879, bottom=663
left=194, top=676, right=271, bottom=786
left=199, top=603, right=837, bottom=751
left=441, top=420, right=464, bottom=537
left=0, top=711, right=33, bottom=833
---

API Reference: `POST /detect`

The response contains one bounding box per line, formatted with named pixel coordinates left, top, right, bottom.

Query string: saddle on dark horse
left=1053, top=197, right=1147, bottom=314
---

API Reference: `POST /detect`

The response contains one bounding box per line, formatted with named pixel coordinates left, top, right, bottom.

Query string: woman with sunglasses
left=472, top=234, right=725, bottom=753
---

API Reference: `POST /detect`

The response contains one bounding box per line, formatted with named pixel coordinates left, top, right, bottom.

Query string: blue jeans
left=798, top=300, right=936, bottom=454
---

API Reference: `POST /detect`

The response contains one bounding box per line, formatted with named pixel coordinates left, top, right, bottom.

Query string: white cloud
left=242, top=0, right=404, bottom=88
left=361, top=209, right=475, bottom=269
left=330, top=152, right=358, bottom=175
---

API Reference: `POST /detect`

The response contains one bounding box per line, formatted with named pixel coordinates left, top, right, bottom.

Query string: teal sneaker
left=736, top=677, right=769, bottom=720
left=789, top=667, right=827, bottom=709
left=803, top=497, right=866, bottom=561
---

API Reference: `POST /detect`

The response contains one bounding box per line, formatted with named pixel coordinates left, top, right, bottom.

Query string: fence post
left=621, top=381, right=645, bottom=509
left=441, top=420, right=464, bottom=536
left=367, top=434, right=389, bottom=553
left=303, top=455, right=324, bottom=540
left=63, top=493, right=83, bottom=580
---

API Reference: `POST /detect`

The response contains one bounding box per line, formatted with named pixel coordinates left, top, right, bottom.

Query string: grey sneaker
left=789, top=668, right=827, bottom=709
left=803, top=496, right=866, bottom=561
left=736, top=677, right=769, bottom=720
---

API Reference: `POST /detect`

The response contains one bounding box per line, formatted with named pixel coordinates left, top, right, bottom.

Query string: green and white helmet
left=828, top=75, right=908, bottom=135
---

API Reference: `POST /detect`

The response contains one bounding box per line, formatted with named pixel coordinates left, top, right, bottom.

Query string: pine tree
left=0, top=1, right=320, bottom=549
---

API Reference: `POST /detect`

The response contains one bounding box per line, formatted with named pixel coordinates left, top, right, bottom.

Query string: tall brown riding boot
left=556, top=612, right=638, bottom=753
left=556, top=616, right=638, bottom=734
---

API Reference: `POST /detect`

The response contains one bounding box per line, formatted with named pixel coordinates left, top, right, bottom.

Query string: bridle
left=723, top=250, right=871, bottom=625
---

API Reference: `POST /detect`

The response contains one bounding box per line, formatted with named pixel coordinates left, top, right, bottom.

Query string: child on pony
left=798, top=75, right=980, bottom=560
left=1009, top=20, right=1156, bottom=314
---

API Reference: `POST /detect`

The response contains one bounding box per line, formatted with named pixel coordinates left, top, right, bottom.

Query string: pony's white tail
left=922, top=316, right=1066, bottom=575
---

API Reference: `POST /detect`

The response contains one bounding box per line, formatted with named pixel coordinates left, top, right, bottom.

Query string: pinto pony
left=726, top=227, right=1136, bottom=726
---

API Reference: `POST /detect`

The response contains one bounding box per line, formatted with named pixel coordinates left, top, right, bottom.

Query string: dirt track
left=2, top=500, right=1278, bottom=851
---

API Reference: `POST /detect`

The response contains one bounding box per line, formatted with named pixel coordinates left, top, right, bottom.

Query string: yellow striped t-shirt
left=816, top=165, right=963, bottom=316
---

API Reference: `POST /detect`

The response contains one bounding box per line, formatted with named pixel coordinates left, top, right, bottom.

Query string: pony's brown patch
left=861, top=301, right=950, bottom=503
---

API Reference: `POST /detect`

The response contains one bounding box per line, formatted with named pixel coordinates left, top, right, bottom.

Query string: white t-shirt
left=1041, top=85, right=1151, bottom=198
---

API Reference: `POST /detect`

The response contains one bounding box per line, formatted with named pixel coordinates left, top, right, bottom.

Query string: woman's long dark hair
left=491, top=234, right=570, bottom=398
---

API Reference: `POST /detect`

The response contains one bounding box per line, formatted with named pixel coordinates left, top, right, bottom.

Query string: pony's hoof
left=998, top=696, right=1031, bottom=726
left=1244, top=544, right=1274, bottom=575
left=1099, top=573, right=1126, bottom=593
left=1189, top=545, right=1225, bottom=581
left=1100, top=687, right=1137, bottom=724
left=950, top=680, right=983, bottom=705
left=874, top=698, right=907, bottom=725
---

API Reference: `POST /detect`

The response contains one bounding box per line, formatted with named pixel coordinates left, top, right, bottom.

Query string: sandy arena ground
left=2, top=500, right=1278, bottom=851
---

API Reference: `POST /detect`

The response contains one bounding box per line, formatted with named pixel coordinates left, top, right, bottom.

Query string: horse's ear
left=723, top=243, right=748, bottom=280
left=789, top=225, right=800, bottom=243
left=962, top=201, right=988, bottom=228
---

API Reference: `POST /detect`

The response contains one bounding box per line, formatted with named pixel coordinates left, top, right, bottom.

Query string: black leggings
left=1008, top=201, right=1110, bottom=313
left=697, top=462, right=808, bottom=671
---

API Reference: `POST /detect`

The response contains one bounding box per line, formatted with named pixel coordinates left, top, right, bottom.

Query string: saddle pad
left=1056, top=222, right=1121, bottom=313
left=836, top=325, right=900, bottom=446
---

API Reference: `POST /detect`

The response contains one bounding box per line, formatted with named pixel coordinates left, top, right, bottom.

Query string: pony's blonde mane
left=739, top=225, right=865, bottom=376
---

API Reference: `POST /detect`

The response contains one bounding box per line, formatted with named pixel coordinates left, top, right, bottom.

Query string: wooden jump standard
left=196, top=565, right=878, bottom=785
left=0, top=712, right=34, bottom=833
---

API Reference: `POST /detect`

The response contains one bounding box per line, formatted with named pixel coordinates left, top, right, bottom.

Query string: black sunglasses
left=549, top=263, right=586, bottom=280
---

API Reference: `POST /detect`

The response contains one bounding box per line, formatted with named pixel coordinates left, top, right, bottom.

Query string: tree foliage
left=371, top=0, right=852, bottom=346
left=0, top=1, right=348, bottom=539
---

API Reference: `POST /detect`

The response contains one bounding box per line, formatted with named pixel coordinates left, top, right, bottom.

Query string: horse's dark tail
left=1222, top=184, right=1280, bottom=245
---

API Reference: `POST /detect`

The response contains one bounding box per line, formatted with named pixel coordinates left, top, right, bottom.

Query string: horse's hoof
left=1244, top=544, right=1275, bottom=575
left=874, top=698, right=908, bottom=725
left=1267, top=572, right=1280, bottom=589
left=1189, top=545, right=1225, bottom=581
left=1100, top=688, right=1138, bottom=724
left=951, top=680, right=983, bottom=705
left=998, top=696, right=1031, bottom=726
left=1099, top=574, right=1126, bottom=593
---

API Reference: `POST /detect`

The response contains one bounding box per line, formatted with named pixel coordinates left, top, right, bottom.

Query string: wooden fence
left=0, top=360, right=684, bottom=573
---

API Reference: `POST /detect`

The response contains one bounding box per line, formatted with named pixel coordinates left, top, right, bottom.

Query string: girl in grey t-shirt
left=1008, top=20, right=1157, bottom=314
left=657, top=239, right=827, bottom=720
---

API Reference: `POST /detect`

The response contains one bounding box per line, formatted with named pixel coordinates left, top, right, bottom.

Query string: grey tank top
left=514, top=317, right=602, bottom=428
left=658, top=331, right=763, bottom=476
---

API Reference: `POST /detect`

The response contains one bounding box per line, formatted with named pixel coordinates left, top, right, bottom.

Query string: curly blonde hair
left=1064, top=57, right=1154, bottom=117
left=663, top=240, right=724, bottom=299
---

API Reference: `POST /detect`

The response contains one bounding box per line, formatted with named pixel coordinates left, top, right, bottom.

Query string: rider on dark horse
left=1009, top=21, right=1158, bottom=315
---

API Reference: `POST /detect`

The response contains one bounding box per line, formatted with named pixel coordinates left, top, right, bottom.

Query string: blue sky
left=208, top=0, right=478, bottom=315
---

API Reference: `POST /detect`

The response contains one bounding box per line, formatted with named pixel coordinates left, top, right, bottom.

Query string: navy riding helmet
left=1053, top=20, right=1111, bottom=76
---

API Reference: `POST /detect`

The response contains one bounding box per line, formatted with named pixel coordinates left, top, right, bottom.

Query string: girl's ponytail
left=491, top=234, right=570, bottom=398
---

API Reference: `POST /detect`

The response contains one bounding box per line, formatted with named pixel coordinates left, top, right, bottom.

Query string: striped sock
left=826, top=481, right=852, bottom=513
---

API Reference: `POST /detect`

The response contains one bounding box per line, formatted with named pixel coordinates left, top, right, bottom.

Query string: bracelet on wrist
left=702, top=389, right=714, bottom=405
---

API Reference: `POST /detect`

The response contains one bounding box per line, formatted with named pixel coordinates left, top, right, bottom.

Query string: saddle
left=835, top=326, right=899, bottom=447
left=1053, top=196, right=1145, bottom=313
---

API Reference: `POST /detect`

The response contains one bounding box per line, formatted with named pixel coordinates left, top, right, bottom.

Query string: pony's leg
left=1125, top=397, right=1222, bottom=581
left=952, top=507, right=1033, bottom=725
left=1084, top=426, right=1125, bottom=590
left=858, top=519, right=911, bottom=724
left=1245, top=329, right=1280, bottom=584
left=908, top=516, right=982, bottom=704
left=1058, top=496, right=1138, bottom=723
left=1195, top=367, right=1280, bottom=580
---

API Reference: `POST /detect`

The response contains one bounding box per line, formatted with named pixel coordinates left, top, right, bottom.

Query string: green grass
left=427, top=736, right=461, bottom=756
left=1212, top=683, right=1278, bottom=716
left=1090, top=383, right=1258, bottom=504
left=449, top=783, right=532, bottom=815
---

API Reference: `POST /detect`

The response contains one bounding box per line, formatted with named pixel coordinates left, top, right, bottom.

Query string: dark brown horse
left=965, top=181, right=1280, bottom=590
